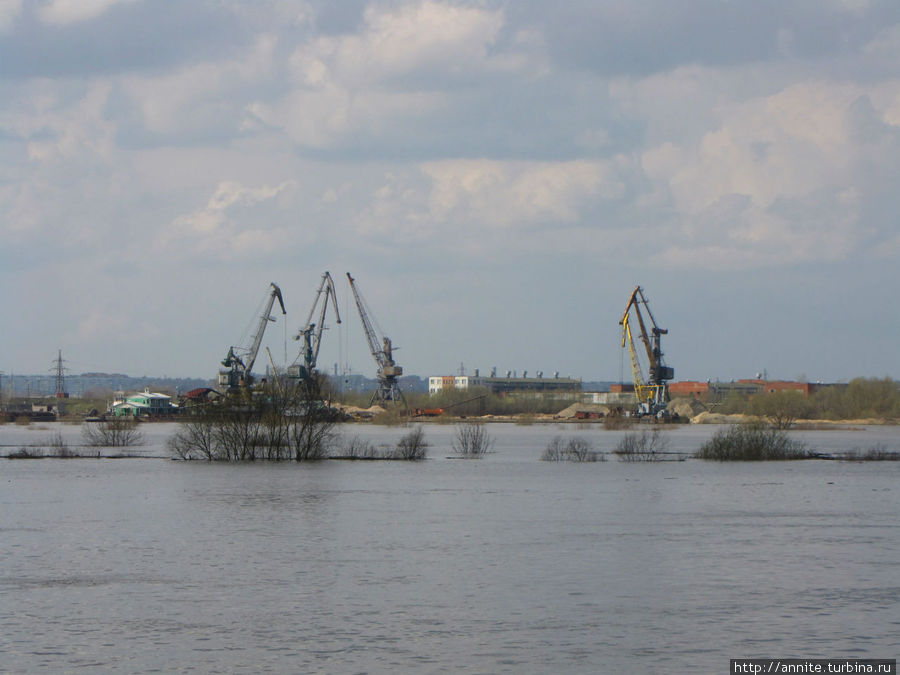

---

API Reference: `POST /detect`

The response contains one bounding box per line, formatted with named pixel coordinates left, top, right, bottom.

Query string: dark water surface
left=1, top=423, right=898, bottom=673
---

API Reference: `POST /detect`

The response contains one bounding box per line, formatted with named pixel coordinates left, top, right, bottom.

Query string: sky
left=1, top=0, right=898, bottom=384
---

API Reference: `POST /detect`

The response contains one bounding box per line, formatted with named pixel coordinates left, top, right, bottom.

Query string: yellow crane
left=619, top=285, right=674, bottom=417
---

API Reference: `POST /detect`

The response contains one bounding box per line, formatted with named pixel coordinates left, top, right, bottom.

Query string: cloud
left=0, top=0, right=21, bottom=32
left=296, top=1, right=505, bottom=85
left=121, top=34, right=277, bottom=137
left=26, top=82, right=116, bottom=163
left=177, top=180, right=294, bottom=234
left=166, top=179, right=297, bottom=260
left=863, top=23, right=900, bottom=60
left=421, top=159, right=621, bottom=228
left=249, top=1, right=539, bottom=150
left=37, top=0, right=133, bottom=25
left=634, top=78, right=900, bottom=266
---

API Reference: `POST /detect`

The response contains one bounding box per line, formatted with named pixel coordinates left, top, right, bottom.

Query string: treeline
left=710, top=377, right=900, bottom=423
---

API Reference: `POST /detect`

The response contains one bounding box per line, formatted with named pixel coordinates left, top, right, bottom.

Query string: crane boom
left=619, top=285, right=674, bottom=417
left=347, top=273, right=383, bottom=367
left=245, top=283, right=286, bottom=376
left=218, top=282, right=286, bottom=390
left=346, top=273, right=405, bottom=407
left=289, top=272, right=341, bottom=381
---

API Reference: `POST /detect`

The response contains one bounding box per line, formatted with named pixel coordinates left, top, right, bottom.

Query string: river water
left=1, top=422, right=898, bottom=673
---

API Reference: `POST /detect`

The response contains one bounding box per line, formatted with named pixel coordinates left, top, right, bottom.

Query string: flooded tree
left=614, top=429, right=669, bottom=462
left=82, top=417, right=144, bottom=448
left=694, top=422, right=809, bottom=461
left=452, top=422, right=494, bottom=457
left=541, top=436, right=602, bottom=462
left=394, top=425, right=428, bottom=460
left=167, top=374, right=338, bottom=461
left=287, top=376, right=338, bottom=461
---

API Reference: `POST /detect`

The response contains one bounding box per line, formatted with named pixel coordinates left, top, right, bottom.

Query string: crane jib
left=619, top=285, right=674, bottom=417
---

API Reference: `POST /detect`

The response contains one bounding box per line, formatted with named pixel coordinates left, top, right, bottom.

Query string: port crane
left=288, top=271, right=341, bottom=384
left=346, top=273, right=406, bottom=407
left=619, top=285, right=674, bottom=417
left=218, top=282, right=286, bottom=390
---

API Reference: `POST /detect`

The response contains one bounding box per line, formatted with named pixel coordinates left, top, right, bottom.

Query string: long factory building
left=429, top=371, right=582, bottom=396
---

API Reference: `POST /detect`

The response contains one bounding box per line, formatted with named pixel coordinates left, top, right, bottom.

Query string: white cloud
left=302, top=1, right=505, bottom=85
left=635, top=78, right=900, bottom=266
left=0, top=0, right=21, bottom=32
left=122, top=35, right=277, bottom=136
left=176, top=180, right=294, bottom=235
left=166, top=180, right=297, bottom=261
left=250, top=1, right=540, bottom=149
left=38, top=0, right=133, bottom=25
left=248, top=85, right=443, bottom=149
left=421, top=159, right=621, bottom=229
left=0, top=80, right=116, bottom=164
left=0, top=81, right=120, bottom=248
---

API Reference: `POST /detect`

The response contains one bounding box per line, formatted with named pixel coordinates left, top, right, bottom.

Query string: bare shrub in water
left=841, top=443, right=900, bottom=461
left=615, top=430, right=670, bottom=462
left=452, top=422, right=494, bottom=457
left=542, top=436, right=603, bottom=462
left=394, top=425, right=429, bottom=460
left=167, top=375, right=337, bottom=461
left=694, top=422, right=809, bottom=461
left=82, top=418, right=144, bottom=448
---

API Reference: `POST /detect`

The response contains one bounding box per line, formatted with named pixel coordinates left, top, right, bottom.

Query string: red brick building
left=666, top=379, right=822, bottom=399
left=668, top=381, right=710, bottom=397
left=738, top=380, right=819, bottom=395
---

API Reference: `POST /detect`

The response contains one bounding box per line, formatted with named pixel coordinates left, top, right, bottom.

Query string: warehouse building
left=429, top=369, right=581, bottom=396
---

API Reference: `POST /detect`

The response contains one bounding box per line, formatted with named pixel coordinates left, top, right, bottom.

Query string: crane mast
left=219, top=282, right=286, bottom=390
left=619, top=285, right=674, bottom=417
left=288, top=272, right=341, bottom=383
left=346, top=273, right=406, bottom=407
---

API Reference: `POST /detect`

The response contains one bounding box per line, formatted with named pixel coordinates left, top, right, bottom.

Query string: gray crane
left=346, top=273, right=406, bottom=407
left=288, top=271, right=341, bottom=383
left=218, top=282, right=286, bottom=391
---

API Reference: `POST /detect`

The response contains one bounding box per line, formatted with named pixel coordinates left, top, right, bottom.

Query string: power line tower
left=52, top=349, right=69, bottom=399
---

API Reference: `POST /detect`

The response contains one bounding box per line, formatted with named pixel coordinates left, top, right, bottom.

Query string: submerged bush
left=452, top=422, right=494, bottom=457
left=393, top=425, right=429, bottom=460
left=614, top=430, right=670, bottom=462
left=841, top=444, right=900, bottom=461
left=168, top=376, right=338, bottom=461
left=9, top=447, right=43, bottom=458
left=695, top=423, right=810, bottom=461
left=341, top=436, right=381, bottom=459
left=541, top=436, right=603, bottom=462
left=82, top=418, right=144, bottom=448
